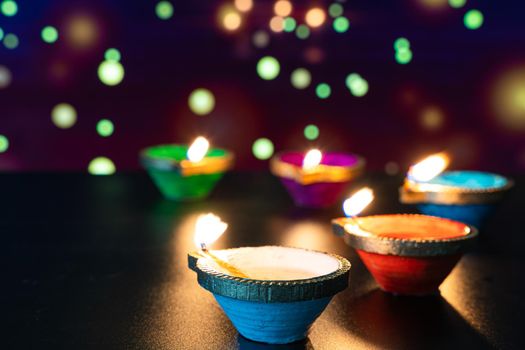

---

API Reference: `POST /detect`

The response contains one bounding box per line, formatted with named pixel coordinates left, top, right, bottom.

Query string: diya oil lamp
left=399, top=153, right=513, bottom=226
left=188, top=214, right=351, bottom=344
left=270, top=148, right=365, bottom=208
left=140, top=136, right=234, bottom=201
left=332, top=188, right=478, bottom=296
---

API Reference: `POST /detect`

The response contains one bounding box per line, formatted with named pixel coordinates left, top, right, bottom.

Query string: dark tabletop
left=3, top=172, right=525, bottom=350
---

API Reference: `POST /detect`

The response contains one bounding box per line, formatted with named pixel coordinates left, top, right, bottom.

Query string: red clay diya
left=332, top=214, right=478, bottom=296
left=270, top=151, right=365, bottom=208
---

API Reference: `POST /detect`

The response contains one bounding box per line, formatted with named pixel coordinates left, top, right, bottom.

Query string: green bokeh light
left=41, top=26, right=58, bottom=43
left=188, top=88, right=215, bottom=116
left=0, top=28, right=4, bottom=40
left=156, top=1, right=174, bottom=20
left=448, top=0, right=466, bottom=9
left=283, top=17, right=296, bottom=32
left=346, top=73, right=369, bottom=97
left=256, top=56, right=280, bottom=80
left=328, top=3, right=343, bottom=18
left=0, top=134, right=9, bottom=153
left=97, top=119, right=114, bottom=137
left=98, top=60, right=125, bottom=86
left=394, top=37, right=410, bottom=51
left=333, top=16, right=349, bottom=33
left=290, top=68, right=311, bottom=89
left=296, top=24, right=310, bottom=40
left=252, top=138, right=274, bottom=160
left=1, top=0, right=17, bottom=17
left=464, top=9, right=484, bottom=30
left=3, top=33, right=18, bottom=49
left=304, top=124, right=319, bottom=140
left=395, top=48, right=413, bottom=64
left=88, top=157, right=116, bottom=175
left=316, top=83, right=331, bottom=99
left=104, top=48, right=121, bottom=62
left=51, top=103, right=77, bottom=129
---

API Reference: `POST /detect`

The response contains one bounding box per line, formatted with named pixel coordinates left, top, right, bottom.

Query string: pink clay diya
left=332, top=214, right=478, bottom=296
left=270, top=151, right=365, bottom=208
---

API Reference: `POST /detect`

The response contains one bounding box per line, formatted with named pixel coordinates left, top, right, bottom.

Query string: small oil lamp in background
left=332, top=187, right=478, bottom=296
left=270, top=148, right=365, bottom=208
left=140, top=136, right=234, bottom=201
left=188, top=214, right=351, bottom=344
left=399, top=152, right=513, bottom=226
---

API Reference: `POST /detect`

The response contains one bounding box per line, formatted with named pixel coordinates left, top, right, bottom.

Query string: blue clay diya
left=188, top=246, right=350, bottom=344
left=400, top=171, right=513, bottom=227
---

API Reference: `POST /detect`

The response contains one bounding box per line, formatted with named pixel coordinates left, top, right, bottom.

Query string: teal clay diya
left=188, top=214, right=350, bottom=344
left=140, top=137, right=234, bottom=201
left=399, top=153, right=512, bottom=227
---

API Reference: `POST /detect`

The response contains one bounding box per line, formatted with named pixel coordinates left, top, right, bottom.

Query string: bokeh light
left=3, top=33, right=18, bottom=49
left=290, top=68, right=311, bottom=89
left=88, top=157, right=116, bottom=175
left=51, top=103, right=77, bottom=129
left=316, top=83, right=331, bottom=99
left=223, top=11, right=242, bottom=31
left=283, top=17, right=296, bottom=32
left=98, top=60, right=125, bottom=86
left=464, top=9, right=484, bottom=30
left=491, top=66, right=525, bottom=131
left=252, top=30, right=270, bottom=48
left=420, top=106, right=445, bottom=131
left=274, top=1, right=292, bottom=17
left=41, top=26, right=59, bottom=44
left=296, top=24, right=310, bottom=39
left=188, top=88, right=215, bottom=116
left=104, top=48, right=121, bottom=61
left=304, top=124, right=320, bottom=140
left=252, top=138, right=274, bottom=160
left=385, top=161, right=400, bottom=175
left=394, top=37, right=410, bottom=51
left=96, top=119, right=115, bottom=137
left=0, top=135, right=9, bottom=153
left=333, top=17, right=349, bottom=33
left=395, top=48, right=413, bottom=64
left=1, top=0, right=17, bottom=17
left=156, top=1, right=174, bottom=20
left=0, top=28, right=3, bottom=40
left=448, top=0, right=466, bottom=9
left=0, top=65, right=12, bottom=89
left=305, top=8, right=326, bottom=28
left=256, top=56, right=280, bottom=80
left=269, top=16, right=284, bottom=33
left=346, top=73, right=369, bottom=97
left=234, top=0, right=253, bottom=12
left=329, top=3, right=344, bottom=18
left=65, top=13, right=99, bottom=50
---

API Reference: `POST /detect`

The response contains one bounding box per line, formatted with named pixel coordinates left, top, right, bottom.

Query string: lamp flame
left=302, top=149, right=322, bottom=170
left=408, top=153, right=449, bottom=182
left=194, top=213, right=228, bottom=250
left=187, top=136, right=210, bottom=162
left=343, top=187, right=374, bottom=217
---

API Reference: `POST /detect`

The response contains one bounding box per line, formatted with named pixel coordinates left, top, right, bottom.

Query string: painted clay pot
left=332, top=214, right=477, bottom=296
left=140, top=144, right=233, bottom=201
left=270, top=151, right=365, bottom=208
left=400, top=171, right=513, bottom=227
left=188, top=246, right=350, bottom=344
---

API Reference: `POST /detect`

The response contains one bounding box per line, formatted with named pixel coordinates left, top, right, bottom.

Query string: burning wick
left=187, top=136, right=210, bottom=163
left=343, top=187, right=374, bottom=231
left=194, top=213, right=249, bottom=278
left=408, top=152, right=449, bottom=182
left=302, top=149, right=322, bottom=170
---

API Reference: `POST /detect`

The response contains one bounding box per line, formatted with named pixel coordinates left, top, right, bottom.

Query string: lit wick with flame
left=302, top=149, right=323, bottom=171
left=194, top=213, right=249, bottom=278
left=187, top=136, right=210, bottom=163
left=342, top=187, right=374, bottom=231
left=407, top=152, right=449, bottom=183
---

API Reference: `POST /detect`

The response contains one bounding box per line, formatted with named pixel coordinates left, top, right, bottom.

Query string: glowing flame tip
left=302, top=149, right=322, bottom=170
left=343, top=187, right=374, bottom=217
left=187, top=136, right=210, bottom=163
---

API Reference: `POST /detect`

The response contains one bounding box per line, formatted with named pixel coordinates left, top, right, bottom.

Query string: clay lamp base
left=270, top=151, right=365, bottom=208
left=188, top=246, right=350, bottom=344
left=332, top=214, right=478, bottom=296
left=140, top=144, right=233, bottom=201
left=400, top=171, right=513, bottom=227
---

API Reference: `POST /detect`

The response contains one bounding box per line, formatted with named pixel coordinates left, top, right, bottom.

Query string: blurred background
left=0, top=0, right=524, bottom=173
